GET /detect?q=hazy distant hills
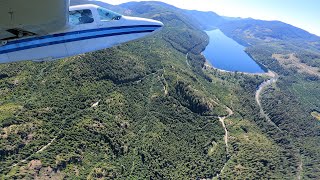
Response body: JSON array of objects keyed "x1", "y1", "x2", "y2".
[
  {"x1": 219, "y1": 18, "x2": 320, "y2": 50},
  {"x1": 222, "y1": 18, "x2": 320, "y2": 41},
  {"x1": 71, "y1": 0, "x2": 320, "y2": 49},
  {"x1": 71, "y1": 0, "x2": 223, "y2": 30},
  {"x1": 119, "y1": 1, "x2": 224, "y2": 30}
]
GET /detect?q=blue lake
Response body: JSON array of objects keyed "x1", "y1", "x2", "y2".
[{"x1": 203, "y1": 29, "x2": 266, "y2": 73}]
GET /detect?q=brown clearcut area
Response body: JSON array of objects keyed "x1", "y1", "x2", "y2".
[
  {"x1": 13, "y1": 160, "x2": 65, "y2": 180},
  {"x1": 311, "y1": 111, "x2": 320, "y2": 121},
  {"x1": 272, "y1": 53, "x2": 320, "y2": 77}
]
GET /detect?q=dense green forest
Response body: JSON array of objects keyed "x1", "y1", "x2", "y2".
[
  {"x1": 219, "y1": 16, "x2": 320, "y2": 179},
  {"x1": 0, "y1": 1, "x2": 319, "y2": 179}
]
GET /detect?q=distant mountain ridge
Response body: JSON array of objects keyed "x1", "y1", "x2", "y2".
[
  {"x1": 71, "y1": 0, "x2": 320, "y2": 45},
  {"x1": 219, "y1": 18, "x2": 320, "y2": 44},
  {"x1": 71, "y1": 0, "x2": 224, "y2": 30},
  {"x1": 118, "y1": 1, "x2": 224, "y2": 30}
]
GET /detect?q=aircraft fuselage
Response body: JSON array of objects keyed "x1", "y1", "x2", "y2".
[{"x1": 0, "y1": 4, "x2": 163, "y2": 63}]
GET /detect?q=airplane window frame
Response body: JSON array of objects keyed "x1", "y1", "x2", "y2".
[
  {"x1": 69, "y1": 9, "x2": 94, "y2": 25},
  {"x1": 97, "y1": 7, "x2": 122, "y2": 22}
]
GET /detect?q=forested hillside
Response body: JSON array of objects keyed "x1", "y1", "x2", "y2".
[{"x1": 0, "y1": 1, "x2": 319, "y2": 179}]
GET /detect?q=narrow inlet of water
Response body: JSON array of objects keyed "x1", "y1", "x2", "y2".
[{"x1": 203, "y1": 29, "x2": 266, "y2": 73}]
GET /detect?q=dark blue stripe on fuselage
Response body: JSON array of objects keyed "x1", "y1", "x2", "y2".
[
  {"x1": 6, "y1": 25, "x2": 162, "y2": 45},
  {"x1": 0, "y1": 29, "x2": 156, "y2": 54}
]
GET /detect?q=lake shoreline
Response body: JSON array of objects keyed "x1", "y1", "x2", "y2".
[
  {"x1": 203, "y1": 29, "x2": 267, "y2": 74},
  {"x1": 203, "y1": 57, "x2": 276, "y2": 77}
]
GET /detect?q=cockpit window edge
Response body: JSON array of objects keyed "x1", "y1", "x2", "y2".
[{"x1": 97, "y1": 7, "x2": 122, "y2": 22}]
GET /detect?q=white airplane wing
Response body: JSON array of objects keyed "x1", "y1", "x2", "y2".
[{"x1": 0, "y1": 0, "x2": 69, "y2": 41}]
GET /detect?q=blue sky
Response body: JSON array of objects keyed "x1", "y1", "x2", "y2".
[{"x1": 102, "y1": 0, "x2": 320, "y2": 36}]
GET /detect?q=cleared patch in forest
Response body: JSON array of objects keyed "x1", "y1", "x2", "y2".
[
  {"x1": 272, "y1": 53, "x2": 320, "y2": 77},
  {"x1": 311, "y1": 111, "x2": 320, "y2": 120}
]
